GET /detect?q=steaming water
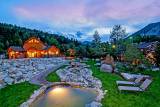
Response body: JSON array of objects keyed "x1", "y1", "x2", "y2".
[{"x1": 31, "y1": 86, "x2": 98, "y2": 107}]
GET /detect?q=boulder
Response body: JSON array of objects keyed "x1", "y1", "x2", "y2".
[
  {"x1": 0, "y1": 80, "x2": 6, "y2": 89},
  {"x1": 100, "y1": 64, "x2": 113, "y2": 73},
  {"x1": 95, "y1": 63, "x2": 101, "y2": 67},
  {"x1": 86, "y1": 101, "x2": 102, "y2": 107},
  {"x1": 57, "y1": 62, "x2": 103, "y2": 89},
  {"x1": 16, "y1": 71, "x2": 23, "y2": 77},
  {"x1": 4, "y1": 77, "x2": 14, "y2": 85},
  {"x1": 37, "y1": 65, "x2": 45, "y2": 70},
  {"x1": 152, "y1": 67, "x2": 160, "y2": 71}
]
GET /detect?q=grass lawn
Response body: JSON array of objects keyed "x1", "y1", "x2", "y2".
[
  {"x1": 46, "y1": 65, "x2": 67, "y2": 82},
  {"x1": 0, "y1": 82, "x2": 39, "y2": 107},
  {"x1": 86, "y1": 60, "x2": 160, "y2": 107}
]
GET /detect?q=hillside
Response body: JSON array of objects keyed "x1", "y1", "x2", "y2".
[
  {"x1": 132, "y1": 22, "x2": 160, "y2": 36},
  {"x1": 0, "y1": 23, "x2": 80, "y2": 53}
]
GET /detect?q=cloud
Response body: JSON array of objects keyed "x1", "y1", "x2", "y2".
[
  {"x1": 85, "y1": 0, "x2": 160, "y2": 23},
  {"x1": 13, "y1": 1, "x2": 86, "y2": 26},
  {"x1": 5, "y1": 0, "x2": 160, "y2": 41},
  {"x1": 87, "y1": 27, "x2": 111, "y2": 35}
]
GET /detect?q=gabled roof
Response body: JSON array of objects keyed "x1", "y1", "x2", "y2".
[
  {"x1": 9, "y1": 46, "x2": 25, "y2": 51},
  {"x1": 24, "y1": 36, "x2": 45, "y2": 46}
]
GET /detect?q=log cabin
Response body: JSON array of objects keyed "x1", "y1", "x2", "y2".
[
  {"x1": 8, "y1": 37, "x2": 60, "y2": 59},
  {"x1": 138, "y1": 41, "x2": 159, "y2": 64}
]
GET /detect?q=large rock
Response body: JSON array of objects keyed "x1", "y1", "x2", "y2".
[
  {"x1": 0, "y1": 58, "x2": 67, "y2": 85},
  {"x1": 0, "y1": 80, "x2": 6, "y2": 89},
  {"x1": 4, "y1": 77, "x2": 14, "y2": 85},
  {"x1": 152, "y1": 67, "x2": 160, "y2": 71},
  {"x1": 86, "y1": 101, "x2": 102, "y2": 107},
  {"x1": 57, "y1": 62, "x2": 102, "y2": 89},
  {"x1": 100, "y1": 64, "x2": 113, "y2": 73}
]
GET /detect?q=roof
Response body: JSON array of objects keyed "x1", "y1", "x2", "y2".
[
  {"x1": 24, "y1": 36, "x2": 45, "y2": 46},
  {"x1": 9, "y1": 46, "x2": 25, "y2": 51},
  {"x1": 138, "y1": 41, "x2": 159, "y2": 49},
  {"x1": 138, "y1": 42, "x2": 152, "y2": 49},
  {"x1": 43, "y1": 46, "x2": 51, "y2": 50},
  {"x1": 43, "y1": 45, "x2": 58, "y2": 50}
]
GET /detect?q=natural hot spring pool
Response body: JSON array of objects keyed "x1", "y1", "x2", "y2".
[{"x1": 31, "y1": 86, "x2": 98, "y2": 107}]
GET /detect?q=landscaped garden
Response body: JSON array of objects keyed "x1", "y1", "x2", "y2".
[
  {"x1": 87, "y1": 60, "x2": 160, "y2": 107},
  {"x1": 0, "y1": 59, "x2": 157, "y2": 107},
  {"x1": 0, "y1": 3, "x2": 160, "y2": 106}
]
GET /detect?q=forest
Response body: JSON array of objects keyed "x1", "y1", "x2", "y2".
[{"x1": 0, "y1": 23, "x2": 160, "y2": 59}]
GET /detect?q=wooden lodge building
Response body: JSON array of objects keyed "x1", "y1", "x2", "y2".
[
  {"x1": 8, "y1": 37, "x2": 60, "y2": 59},
  {"x1": 138, "y1": 41, "x2": 159, "y2": 64}
]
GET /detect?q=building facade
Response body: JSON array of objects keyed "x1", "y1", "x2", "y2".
[
  {"x1": 8, "y1": 37, "x2": 60, "y2": 59},
  {"x1": 138, "y1": 41, "x2": 159, "y2": 64}
]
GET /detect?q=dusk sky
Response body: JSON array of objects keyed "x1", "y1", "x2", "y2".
[{"x1": 0, "y1": 0, "x2": 160, "y2": 41}]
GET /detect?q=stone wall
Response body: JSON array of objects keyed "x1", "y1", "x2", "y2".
[
  {"x1": 0, "y1": 58, "x2": 66, "y2": 89},
  {"x1": 56, "y1": 62, "x2": 106, "y2": 107}
]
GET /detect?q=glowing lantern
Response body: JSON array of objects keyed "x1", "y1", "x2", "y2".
[{"x1": 112, "y1": 45, "x2": 116, "y2": 49}]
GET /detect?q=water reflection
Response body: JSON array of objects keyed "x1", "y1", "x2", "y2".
[{"x1": 32, "y1": 86, "x2": 97, "y2": 107}]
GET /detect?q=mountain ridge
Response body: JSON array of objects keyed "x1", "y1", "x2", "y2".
[{"x1": 131, "y1": 22, "x2": 160, "y2": 36}]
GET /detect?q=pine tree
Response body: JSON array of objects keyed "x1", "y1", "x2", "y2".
[
  {"x1": 93, "y1": 30, "x2": 101, "y2": 44},
  {"x1": 110, "y1": 25, "x2": 127, "y2": 44}
]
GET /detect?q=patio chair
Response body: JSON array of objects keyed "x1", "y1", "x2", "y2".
[
  {"x1": 118, "y1": 79, "x2": 152, "y2": 92},
  {"x1": 116, "y1": 76, "x2": 144, "y2": 86}
]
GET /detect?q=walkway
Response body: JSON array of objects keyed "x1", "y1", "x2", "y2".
[{"x1": 29, "y1": 63, "x2": 67, "y2": 85}]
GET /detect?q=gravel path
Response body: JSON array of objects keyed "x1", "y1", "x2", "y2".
[{"x1": 29, "y1": 63, "x2": 66, "y2": 85}]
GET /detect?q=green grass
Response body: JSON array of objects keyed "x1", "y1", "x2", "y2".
[
  {"x1": 86, "y1": 60, "x2": 160, "y2": 107},
  {"x1": 46, "y1": 65, "x2": 67, "y2": 82},
  {"x1": 0, "y1": 82, "x2": 39, "y2": 107}
]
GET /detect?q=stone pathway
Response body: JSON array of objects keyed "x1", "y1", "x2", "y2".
[{"x1": 29, "y1": 63, "x2": 67, "y2": 85}]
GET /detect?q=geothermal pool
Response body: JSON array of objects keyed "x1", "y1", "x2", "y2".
[{"x1": 31, "y1": 86, "x2": 98, "y2": 107}]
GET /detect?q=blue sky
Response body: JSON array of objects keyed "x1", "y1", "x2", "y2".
[{"x1": 0, "y1": 0, "x2": 160, "y2": 41}]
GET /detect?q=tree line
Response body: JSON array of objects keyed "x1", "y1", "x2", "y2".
[
  {"x1": 0, "y1": 23, "x2": 80, "y2": 55},
  {"x1": 0, "y1": 23, "x2": 159, "y2": 66}
]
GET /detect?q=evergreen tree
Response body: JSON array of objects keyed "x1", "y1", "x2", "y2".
[
  {"x1": 5, "y1": 40, "x2": 9, "y2": 48},
  {"x1": 124, "y1": 44, "x2": 150, "y2": 67},
  {"x1": 93, "y1": 30, "x2": 101, "y2": 44},
  {"x1": 0, "y1": 42, "x2": 4, "y2": 53},
  {"x1": 110, "y1": 25, "x2": 127, "y2": 44}
]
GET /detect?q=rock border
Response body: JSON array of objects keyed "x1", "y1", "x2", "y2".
[
  {"x1": 20, "y1": 62, "x2": 107, "y2": 107},
  {"x1": 20, "y1": 82, "x2": 106, "y2": 107}
]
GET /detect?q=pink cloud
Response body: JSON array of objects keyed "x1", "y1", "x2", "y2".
[
  {"x1": 85, "y1": 0, "x2": 160, "y2": 23},
  {"x1": 12, "y1": 0, "x2": 160, "y2": 35},
  {"x1": 13, "y1": 1, "x2": 88, "y2": 27},
  {"x1": 14, "y1": 0, "x2": 160, "y2": 25}
]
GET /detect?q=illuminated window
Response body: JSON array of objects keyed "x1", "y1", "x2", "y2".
[
  {"x1": 41, "y1": 51, "x2": 44, "y2": 54},
  {"x1": 10, "y1": 51, "x2": 15, "y2": 56},
  {"x1": 27, "y1": 51, "x2": 37, "y2": 58},
  {"x1": 29, "y1": 40, "x2": 34, "y2": 43},
  {"x1": 34, "y1": 39, "x2": 39, "y2": 43},
  {"x1": 56, "y1": 51, "x2": 59, "y2": 55}
]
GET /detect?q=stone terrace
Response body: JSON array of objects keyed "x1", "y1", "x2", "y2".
[{"x1": 0, "y1": 58, "x2": 66, "y2": 89}]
